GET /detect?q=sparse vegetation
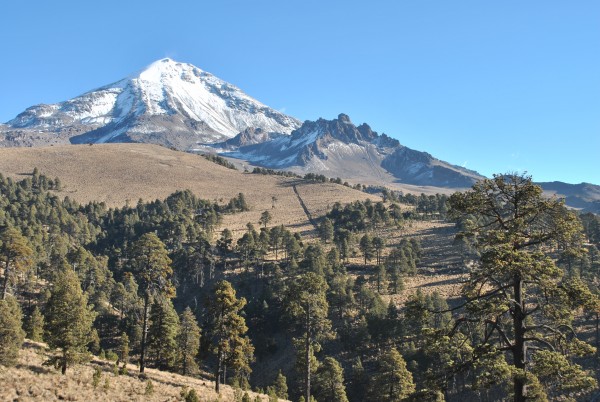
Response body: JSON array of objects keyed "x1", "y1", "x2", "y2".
[{"x1": 0, "y1": 156, "x2": 598, "y2": 402}]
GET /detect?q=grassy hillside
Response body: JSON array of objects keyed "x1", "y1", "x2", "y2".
[
  {"x1": 0, "y1": 142, "x2": 463, "y2": 300},
  {"x1": 1, "y1": 341, "x2": 279, "y2": 402},
  {"x1": 0, "y1": 143, "x2": 379, "y2": 236}
]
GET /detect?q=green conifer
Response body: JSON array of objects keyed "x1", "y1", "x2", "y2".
[
  {"x1": 0, "y1": 227, "x2": 34, "y2": 300},
  {"x1": 44, "y1": 267, "x2": 96, "y2": 374},
  {"x1": 177, "y1": 306, "x2": 201, "y2": 376},
  {"x1": 25, "y1": 305, "x2": 44, "y2": 342},
  {"x1": 313, "y1": 357, "x2": 349, "y2": 402},
  {"x1": 147, "y1": 297, "x2": 179, "y2": 370},
  {"x1": 369, "y1": 348, "x2": 415, "y2": 401},
  {"x1": 207, "y1": 280, "x2": 254, "y2": 393},
  {"x1": 0, "y1": 296, "x2": 25, "y2": 366}
]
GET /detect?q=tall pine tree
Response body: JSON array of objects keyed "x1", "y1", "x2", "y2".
[
  {"x1": 0, "y1": 227, "x2": 34, "y2": 300},
  {"x1": 285, "y1": 272, "x2": 332, "y2": 402},
  {"x1": 177, "y1": 307, "x2": 201, "y2": 376},
  {"x1": 313, "y1": 357, "x2": 349, "y2": 402},
  {"x1": 129, "y1": 233, "x2": 174, "y2": 373},
  {"x1": 147, "y1": 297, "x2": 179, "y2": 370},
  {"x1": 207, "y1": 280, "x2": 254, "y2": 393},
  {"x1": 448, "y1": 174, "x2": 598, "y2": 401},
  {"x1": 0, "y1": 296, "x2": 25, "y2": 366},
  {"x1": 44, "y1": 267, "x2": 96, "y2": 374},
  {"x1": 369, "y1": 348, "x2": 415, "y2": 402}
]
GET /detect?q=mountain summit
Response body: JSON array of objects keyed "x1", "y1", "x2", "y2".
[{"x1": 1, "y1": 58, "x2": 300, "y2": 149}]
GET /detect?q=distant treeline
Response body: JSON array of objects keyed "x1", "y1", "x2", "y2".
[{"x1": 202, "y1": 153, "x2": 238, "y2": 170}]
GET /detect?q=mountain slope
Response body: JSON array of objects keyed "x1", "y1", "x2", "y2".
[
  {"x1": 0, "y1": 143, "x2": 379, "y2": 235},
  {"x1": 538, "y1": 181, "x2": 600, "y2": 214},
  {"x1": 0, "y1": 58, "x2": 300, "y2": 150},
  {"x1": 219, "y1": 113, "x2": 484, "y2": 188}
]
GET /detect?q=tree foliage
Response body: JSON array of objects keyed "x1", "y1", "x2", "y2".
[
  {"x1": 369, "y1": 347, "x2": 415, "y2": 402},
  {"x1": 147, "y1": 297, "x2": 180, "y2": 370},
  {"x1": 177, "y1": 307, "x2": 201, "y2": 376},
  {"x1": 129, "y1": 232, "x2": 174, "y2": 373},
  {"x1": 285, "y1": 272, "x2": 332, "y2": 402},
  {"x1": 448, "y1": 173, "x2": 598, "y2": 401},
  {"x1": 0, "y1": 296, "x2": 25, "y2": 366},
  {"x1": 313, "y1": 356, "x2": 349, "y2": 402},
  {"x1": 0, "y1": 227, "x2": 34, "y2": 300},
  {"x1": 44, "y1": 267, "x2": 96, "y2": 374},
  {"x1": 207, "y1": 280, "x2": 254, "y2": 393}
]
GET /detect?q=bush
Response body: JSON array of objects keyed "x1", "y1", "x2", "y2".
[
  {"x1": 92, "y1": 366, "x2": 102, "y2": 388},
  {"x1": 145, "y1": 380, "x2": 154, "y2": 396},
  {"x1": 185, "y1": 388, "x2": 200, "y2": 402}
]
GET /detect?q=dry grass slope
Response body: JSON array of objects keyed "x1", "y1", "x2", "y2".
[
  {"x1": 1, "y1": 341, "x2": 281, "y2": 402},
  {"x1": 0, "y1": 143, "x2": 380, "y2": 236}
]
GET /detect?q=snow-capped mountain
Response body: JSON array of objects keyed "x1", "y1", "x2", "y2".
[
  {"x1": 219, "y1": 114, "x2": 485, "y2": 187},
  {"x1": 0, "y1": 58, "x2": 301, "y2": 149}
]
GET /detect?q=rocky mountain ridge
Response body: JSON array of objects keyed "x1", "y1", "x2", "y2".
[{"x1": 217, "y1": 113, "x2": 484, "y2": 188}]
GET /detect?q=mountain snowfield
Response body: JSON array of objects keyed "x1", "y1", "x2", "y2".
[{"x1": 1, "y1": 58, "x2": 300, "y2": 148}]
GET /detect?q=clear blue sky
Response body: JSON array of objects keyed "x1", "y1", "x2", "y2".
[{"x1": 2, "y1": 1, "x2": 599, "y2": 184}]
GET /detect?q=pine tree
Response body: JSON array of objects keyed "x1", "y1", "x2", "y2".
[
  {"x1": 177, "y1": 306, "x2": 201, "y2": 376},
  {"x1": 272, "y1": 370, "x2": 288, "y2": 400},
  {"x1": 147, "y1": 297, "x2": 179, "y2": 370},
  {"x1": 375, "y1": 265, "x2": 387, "y2": 294},
  {"x1": 259, "y1": 211, "x2": 272, "y2": 228},
  {"x1": 0, "y1": 227, "x2": 34, "y2": 300},
  {"x1": 369, "y1": 348, "x2": 415, "y2": 402},
  {"x1": 285, "y1": 272, "x2": 332, "y2": 402},
  {"x1": 350, "y1": 357, "x2": 368, "y2": 402},
  {"x1": 44, "y1": 267, "x2": 96, "y2": 374},
  {"x1": 387, "y1": 264, "x2": 403, "y2": 295},
  {"x1": 207, "y1": 280, "x2": 254, "y2": 393},
  {"x1": 318, "y1": 218, "x2": 334, "y2": 243},
  {"x1": 313, "y1": 357, "x2": 349, "y2": 402},
  {"x1": 0, "y1": 296, "x2": 25, "y2": 366},
  {"x1": 129, "y1": 233, "x2": 174, "y2": 373},
  {"x1": 359, "y1": 234, "x2": 374, "y2": 265},
  {"x1": 448, "y1": 174, "x2": 598, "y2": 401},
  {"x1": 25, "y1": 305, "x2": 44, "y2": 342},
  {"x1": 372, "y1": 236, "x2": 386, "y2": 265},
  {"x1": 118, "y1": 332, "x2": 130, "y2": 364}
]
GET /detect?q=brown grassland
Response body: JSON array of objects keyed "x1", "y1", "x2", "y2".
[
  {"x1": 0, "y1": 341, "x2": 281, "y2": 401},
  {"x1": 0, "y1": 143, "x2": 379, "y2": 237}
]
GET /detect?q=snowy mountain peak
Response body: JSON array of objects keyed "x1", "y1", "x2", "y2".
[
  {"x1": 1, "y1": 59, "x2": 301, "y2": 149},
  {"x1": 134, "y1": 58, "x2": 200, "y2": 83}
]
